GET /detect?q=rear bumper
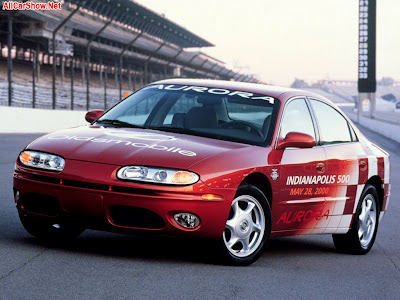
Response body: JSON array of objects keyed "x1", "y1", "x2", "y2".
[{"x1": 13, "y1": 167, "x2": 236, "y2": 240}]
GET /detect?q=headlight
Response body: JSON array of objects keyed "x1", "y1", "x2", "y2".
[
  {"x1": 117, "y1": 166, "x2": 199, "y2": 185},
  {"x1": 19, "y1": 151, "x2": 65, "y2": 171}
]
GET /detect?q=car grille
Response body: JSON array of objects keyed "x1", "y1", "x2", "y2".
[
  {"x1": 109, "y1": 205, "x2": 165, "y2": 229},
  {"x1": 25, "y1": 175, "x2": 157, "y2": 196}
]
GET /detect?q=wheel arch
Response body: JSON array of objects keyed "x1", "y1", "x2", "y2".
[
  {"x1": 366, "y1": 175, "x2": 384, "y2": 211},
  {"x1": 241, "y1": 172, "x2": 272, "y2": 207}
]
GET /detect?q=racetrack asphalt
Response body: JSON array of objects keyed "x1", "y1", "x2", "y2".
[{"x1": 0, "y1": 127, "x2": 399, "y2": 300}]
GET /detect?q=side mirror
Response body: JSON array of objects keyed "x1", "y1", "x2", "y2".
[
  {"x1": 277, "y1": 132, "x2": 315, "y2": 150},
  {"x1": 85, "y1": 110, "x2": 104, "y2": 123}
]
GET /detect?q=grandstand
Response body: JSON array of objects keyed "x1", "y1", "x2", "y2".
[
  {"x1": 0, "y1": 0, "x2": 259, "y2": 110},
  {"x1": 303, "y1": 80, "x2": 400, "y2": 109}
]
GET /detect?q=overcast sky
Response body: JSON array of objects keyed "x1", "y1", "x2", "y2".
[{"x1": 135, "y1": 0, "x2": 400, "y2": 86}]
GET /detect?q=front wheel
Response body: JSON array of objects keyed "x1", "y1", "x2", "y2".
[
  {"x1": 332, "y1": 184, "x2": 379, "y2": 254},
  {"x1": 19, "y1": 212, "x2": 85, "y2": 242},
  {"x1": 218, "y1": 184, "x2": 271, "y2": 265}
]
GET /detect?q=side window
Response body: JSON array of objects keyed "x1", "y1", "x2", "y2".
[
  {"x1": 310, "y1": 99, "x2": 352, "y2": 145},
  {"x1": 280, "y1": 98, "x2": 316, "y2": 139},
  {"x1": 225, "y1": 99, "x2": 273, "y2": 128}
]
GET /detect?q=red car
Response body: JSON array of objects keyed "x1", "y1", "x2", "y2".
[{"x1": 13, "y1": 79, "x2": 391, "y2": 265}]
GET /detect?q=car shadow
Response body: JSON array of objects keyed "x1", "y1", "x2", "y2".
[
  {"x1": 266, "y1": 236, "x2": 336, "y2": 256},
  {"x1": 12, "y1": 230, "x2": 338, "y2": 265}
]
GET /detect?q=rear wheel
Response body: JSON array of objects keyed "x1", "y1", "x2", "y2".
[
  {"x1": 218, "y1": 184, "x2": 271, "y2": 265},
  {"x1": 19, "y1": 211, "x2": 85, "y2": 242},
  {"x1": 332, "y1": 184, "x2": 379, "y2": 254}
]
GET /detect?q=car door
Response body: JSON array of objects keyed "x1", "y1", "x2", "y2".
[
  {"x1": 308, "y1": 98, "x2": 365, "y2": 234},
  {"x1": 273, "y1": 97, "x2": 328, "y2": 235}
]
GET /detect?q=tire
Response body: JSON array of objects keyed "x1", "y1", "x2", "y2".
[
  {"x1": 218, "y1": 184, "x2": 271, "y2": 265},
  {"x1": 332, "y1": 184, "x2": 379, "y2": 254},
  {"x1": 19, "y1": 211, "x2": 85, "y2": 242}
]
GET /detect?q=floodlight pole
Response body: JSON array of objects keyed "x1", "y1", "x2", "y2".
[
  {"x1": 7, "y1": 13, "x2": 12, "y2": 106},
  {"x1": 86, "y1": 18, "x2": 113, "y2": 110}
]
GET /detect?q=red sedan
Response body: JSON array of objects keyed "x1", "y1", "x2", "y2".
[{"x1": 13, "y1": 79, "x2": 391, "y2": 265}]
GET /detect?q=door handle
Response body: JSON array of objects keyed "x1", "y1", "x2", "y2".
[{"x1": 316, "y1": 162, "x2": 325, "y2": 174}]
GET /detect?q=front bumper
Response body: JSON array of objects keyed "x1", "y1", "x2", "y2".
[{"x1": 13, "y1": 159, "x2": 236, "y2": 239}]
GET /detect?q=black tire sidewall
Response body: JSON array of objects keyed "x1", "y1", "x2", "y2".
[
  {"x1": 350, "y1": 184, "x2": 380, "y2": 254},
  {"x1": 19, "y1": 211, "x2": 84, "y2": 241}
]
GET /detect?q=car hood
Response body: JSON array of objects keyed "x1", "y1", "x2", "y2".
[{"x1": 26, "y1": 126, "x2": 250, "y2": 169}]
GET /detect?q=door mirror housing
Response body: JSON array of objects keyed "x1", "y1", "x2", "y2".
[
  {"x1": 85, "y1": 110, "x2": 104, "y2": 123},
  {"x1": 277, "y1": 132, "x2": 316, "y2": 150}
]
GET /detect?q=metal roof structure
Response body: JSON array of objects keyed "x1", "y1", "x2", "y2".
[
  {"x1": 67, "y1": 0, "x2": 214, "y2": 48},
  {"x1": 0, "y1": 0, "x2": 259, "y2": 110}
]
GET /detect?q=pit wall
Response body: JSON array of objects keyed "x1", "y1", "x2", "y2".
[{"x1": 0, "y1": 106, "x2": 87, "y2": 133}]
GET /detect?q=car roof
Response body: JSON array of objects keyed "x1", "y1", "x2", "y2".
[{"x1": 151, "y1": 78, "x2": 334, "y2": 105}]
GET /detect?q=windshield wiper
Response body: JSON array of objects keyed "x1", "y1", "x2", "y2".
[
  {"x1": 96, "y1": 119, "x2": 145, "y2": 129},
  {"x1": 150, "y1": 126, "x2": 196, "y2": 134}
]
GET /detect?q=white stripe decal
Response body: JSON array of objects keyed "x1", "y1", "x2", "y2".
[
  {"x1": 368, "y1": 156, "x2": 378, "y2": 179},
  {"x1": 325, "y1": 197, "x2": 349, "y2": 202},
  {"x1": 384, "y1": 156, "x2": 390, "y2": 184},
  {"x1": 332, "y1": 198, "x2": 346, "y2": 215},
  {"x1": 339, "y1": 215, "x2": 353, "y2": 228},
  {"x1": 327, "y1": 215, "x2": 342, "y2": 228},
  {"x1": 285, "y1": 197, "x2": 348, "y2": 205},
  {"x1": 284, "y1": 198, "x2": 325, "y2": 204}
]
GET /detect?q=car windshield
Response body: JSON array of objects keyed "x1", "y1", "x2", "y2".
[{"x1": 96, "y1": 84, "x2": 280, "y2": 146}]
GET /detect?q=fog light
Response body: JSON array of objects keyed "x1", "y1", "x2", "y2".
[{"x1": 174, "y1": 213, "x2": 200, "y2": 229}]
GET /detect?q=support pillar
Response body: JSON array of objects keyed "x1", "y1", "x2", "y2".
[
  {"x1": 115, "y1": 61, "x2": 118, "y2": 88},
  {"x1": 99, "y1": 59, "x2": 102, "y2": 84},
  {"x1": 61, "y1": 55, "x2": 65, "y2": 85},
  {"x1": 104, "y1": 66, "x2": 108, "y2": 110},
  {"x1": 144, "y1": 63, "x2": 148, "y2": 86},
  {"x1": 128, "y1": 65, "x2": 131, "y2": 91},
  {"x1": 81, "y1": 56, "x2": 85, "y2": 86},
  {"x1": 71, "y1": 57, "x2": 74, "y2": 110},
  {"x1": 119, "y1": 56, "x2": 123, "y2": 100},
  {"x1": 7, "y1": 13, "x2": 12, "y2": 106},
  {"x1": 36, "y1": 44, "x2": 40, "y2": 82},
  {"x1": 86, "y1": 48, "x2": 90, "y2": 110},
  {"x1": 32, "y1": 50, "x2": 36, "y2": 108},
  {"x1": 369, "y1": 93, "x2": 376, "y2": 118}
]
